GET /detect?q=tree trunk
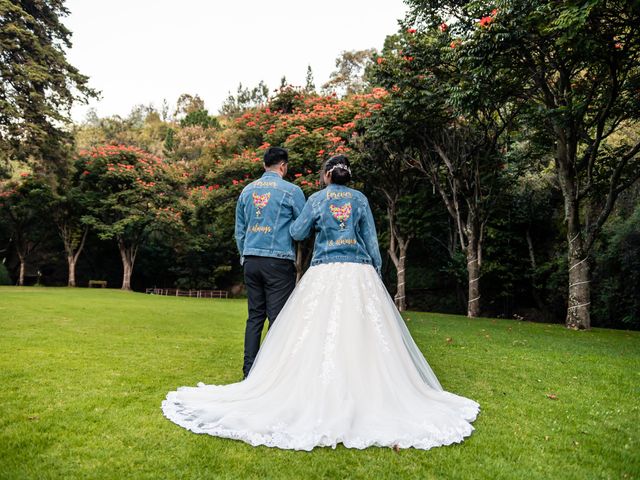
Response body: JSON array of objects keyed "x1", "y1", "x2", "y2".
[
  {"x1": 121, "y1": 257, "x2": 132, "y2": 291},
  {"x1": 386, "y1": 198, "x2": 411, "y2": 312},
  {"x1": 18, "y1": 255, "x2": 25, "y2": 286},
  {"x1": 556, "y1": 135, "x2": 591, "y2": 329},
  {"x1": 67, "y1": 256, "x2": 76, "y2": 287},
  {"x1": 61, "y1": 225, "x2": 87, "y2": 288},
  {"x1": 466, "y1": 232, "x2": 481, "y2": 318},
  {"x1": 566, "y1": 231, "x2": 591, "y2": 329},
  {"x1": 394, "y1": 238, "x2": 410, "y2": 312},
  {"x1": 118, "y1": 238, "x2": 137, "y2": 291}
]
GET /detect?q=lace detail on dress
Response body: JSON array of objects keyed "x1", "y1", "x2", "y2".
[
  {"x1": 362, "y1": 272, "x2": 392, "y2": 353},
  {"x1": 162, "y1": 387, "x2": 478, "y2": 451},
  {"x1": 161, "y1": 262, "x2": 480, "y2": 451},
  {"x1": 290, "y1": 272, "x2": 326, "y2": 357},
  {"x1": 320, "y1": 281, "x2": 343, "y2": 385},
  {"x1": 316, "y1": 264, "x2": 349, "y2": 385}
]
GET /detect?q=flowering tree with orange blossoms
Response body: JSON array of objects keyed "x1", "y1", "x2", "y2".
[
  {"x1": 66, "y1": 89, "x2": 391, "y2": 289},
  {"x1": 76, "y1": 145, "x2": 186, "y2": 290},
  {"x1": 190, "y1": 87, "x2": 389, "y2": 273}
]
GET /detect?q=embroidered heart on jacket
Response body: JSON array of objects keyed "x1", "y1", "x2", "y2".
[
  {"x1": 252, "y1": 192, "x2": 271, "y2": 209},
  {"x1": 329, "y1": 203, "x2": 352, "y2": 228}
]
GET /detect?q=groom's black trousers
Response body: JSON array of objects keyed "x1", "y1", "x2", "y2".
[{"x1": 243, "y1": 255, "x2": 296, "y2": 378}]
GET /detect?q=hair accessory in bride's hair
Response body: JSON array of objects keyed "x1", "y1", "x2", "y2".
[{"x1": 326, "y1": 163, "x2": 352, "y2": 175}]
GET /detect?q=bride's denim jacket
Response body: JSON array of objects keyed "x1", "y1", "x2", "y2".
[
  {"x1": 235, "y1": 171, "x2": 306, "y2": 263},
  {"x1": 290, "y1": 184, "x2": 382, "y2": 274}
]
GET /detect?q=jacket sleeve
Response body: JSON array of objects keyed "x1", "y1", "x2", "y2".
[
  {"x1": 235, "y1": 191, "x2": 246, "y2": 258},
  {"x1": 291, "y1": 186, "x2": 306, "y2": 219},
  {"x1": 360, "y1": 196, "x2": 383, "y2": 276},
  {"x1": 290, "y1": 197, "x2": 315, "y2": 241}
]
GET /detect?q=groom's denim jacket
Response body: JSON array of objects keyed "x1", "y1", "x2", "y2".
[
  {"x1": 290, "y1": 184, "x2": 382, "y2": 274},
  {"x1": 235, "y1": 171, "x2": 306, "y2": 264}
]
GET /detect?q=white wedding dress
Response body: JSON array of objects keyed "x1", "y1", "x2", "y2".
[{"x1": 162, "y1": 263, "x2": 480, "y2": 450}]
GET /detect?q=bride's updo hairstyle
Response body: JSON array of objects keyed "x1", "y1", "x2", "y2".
[{"x1": 323, "y1": 155, "x2": 352, "y2": 185}]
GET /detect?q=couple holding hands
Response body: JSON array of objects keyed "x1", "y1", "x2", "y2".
[{"x1": 162, "y1": 147, "x2": 479, "y2": 451}]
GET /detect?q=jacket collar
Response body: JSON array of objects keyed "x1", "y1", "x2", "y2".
[{"x1": 262, "y1": 171, "x2": 282, "y2": 179}]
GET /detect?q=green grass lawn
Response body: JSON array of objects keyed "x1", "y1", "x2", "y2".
[{"x1": 0, "y1": 286, "x2": 638, "y2": 480}]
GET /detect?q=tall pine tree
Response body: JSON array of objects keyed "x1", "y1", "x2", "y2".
[{"x1": 0, "y1": 0, "x2": 98, "y2": 172}]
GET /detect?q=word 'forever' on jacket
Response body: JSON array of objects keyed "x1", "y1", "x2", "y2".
[
  {"x1": 235, "y1": 171, "x2": 306, "y2": 263},
  {"x1": 289, "y1": 183, "x2": 382, "y2": 274}
]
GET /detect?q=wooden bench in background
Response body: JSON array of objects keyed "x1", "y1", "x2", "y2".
[{"x1": 88, "y1": 280, "x2": 107, "y2": 288}]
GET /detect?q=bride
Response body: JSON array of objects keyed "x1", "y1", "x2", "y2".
[{"x1": 162, "y1": 155, "x2": 480, "y2": 450}]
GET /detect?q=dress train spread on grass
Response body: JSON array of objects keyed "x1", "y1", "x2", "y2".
[{"x1": 162, "y1": 263, "x2": 480, "y2": 450}]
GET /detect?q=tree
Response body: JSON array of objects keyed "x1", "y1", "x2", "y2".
[
  {"x1": 305, "y1": 65, "x2": 316, "y2": 93},
  {"x1": 405, "y1": 0, "x2": 640, "y2": 328},
  {"x1": 0, "y1": 174, "x2": 54, "y2": 285},
  {"x1": 76, "y1": 145, "x2": 185, "y2": 290},
  {"x1": 369, "y1": 27, "x2": 518, "y2": 317},
  {"x1": 360, "y1": 148, "x2": 416, "y2": 312},
  {"x1": 52, "y1": 171, "x2": 89, "y2": 287},
  {"x1": 268, "y1": 85, "x2": 306, "y2": 114},
  {"x1": 354, "y1": 95, "x2": 424, "y2": 312},
  {"x1": 196, "y1": 88, "x2": 387, "y2": 281},
  {"x1": 75, "y1": 105, "x2": 169, "y2": 156},
  {"x1": 171, "y1": 125, "x2": 219, "y2": 163},
  {"x1": 180, "y1": 109, "x2": 220, "y2": 129},
  {"x1": 592, "y1": 186, "x2": 640, "y2": 330},
  {"x1": 163, "y1": 128, "x2": 175, "y2": 154},
  {"x1": 0, "y1": 0, "x2": 98, "y2": 171},
  {"x1": 174, "y1": 94, "x2": 205, "y2": 121},
  {"x1": 0, "y1": 262, "x2": 10, "y2": 285},
  {"x1": 322, "y1": 49, "x2": 377, "y2": 96},
  {"x1": 219, "y1": 82, "x2": 270, "y2": 116}
]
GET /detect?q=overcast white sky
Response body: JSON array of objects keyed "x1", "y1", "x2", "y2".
[{"x1": 64, "y1": 0, "x2": 408, "y2": 123}]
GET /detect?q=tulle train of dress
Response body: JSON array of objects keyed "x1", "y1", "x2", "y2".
[{"x1": 161, "y1": 263, "x2": 480, "y2": 450}]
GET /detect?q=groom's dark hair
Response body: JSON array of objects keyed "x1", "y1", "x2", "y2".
[{"x1": 264, "y1": 147, "x2": 288, "y2": 167}]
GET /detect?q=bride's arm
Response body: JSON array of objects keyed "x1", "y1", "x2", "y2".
[{"x1": 360, "y1": 196, "x2": 383, "y2": 276}]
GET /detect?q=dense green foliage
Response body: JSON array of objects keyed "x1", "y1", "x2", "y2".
[
  {"x1": 1, "y1": 0, "x2": 638, "y2": 329},
  {"x1": 1, "y1": 79, "x2": 638, "y2": 326},
  {"x1": 398, "y1": 0, "x2": 640, "y2": 328},
  {"x1": 0, "y1": 262, "x2": 10, "y2": 284},
  {"x1": 0, "y1": 0, "x2": 97, "y2": 170}
]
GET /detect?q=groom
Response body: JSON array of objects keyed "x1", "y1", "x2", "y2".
[{"x1": 235, "y1": 146, "x2": 306, "y2": 379}]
